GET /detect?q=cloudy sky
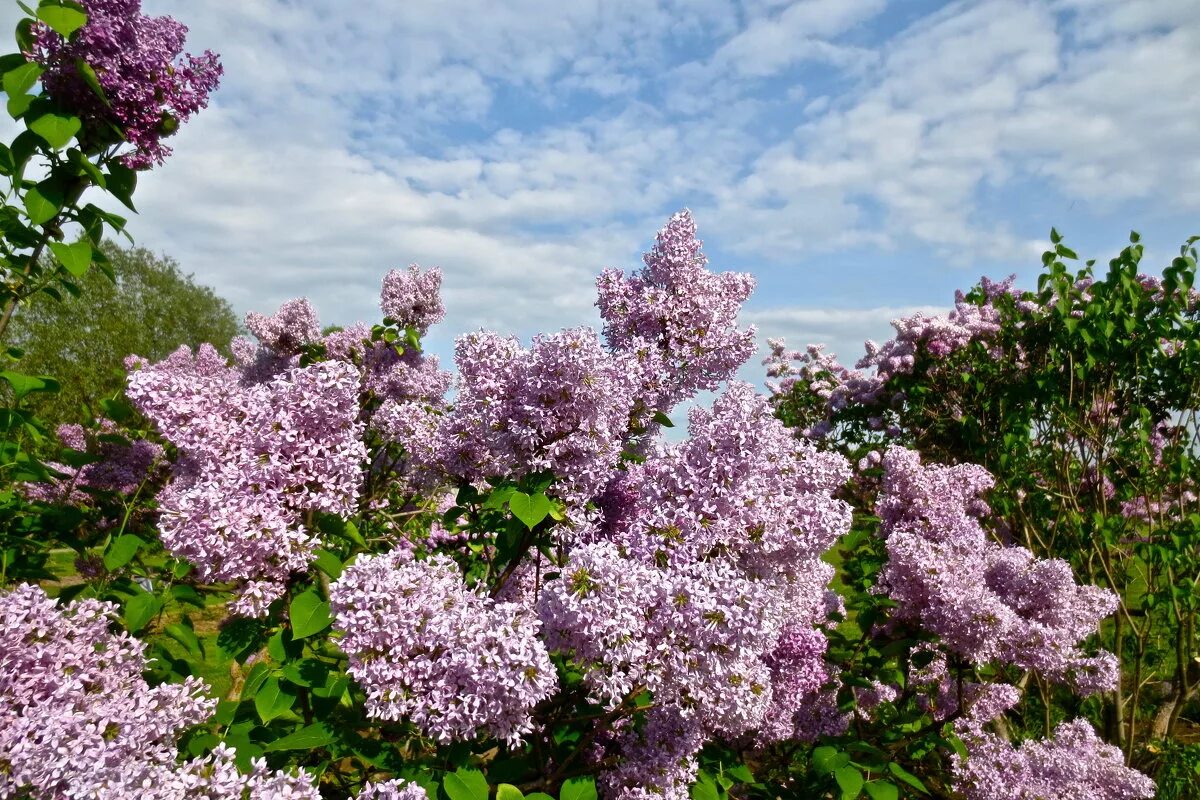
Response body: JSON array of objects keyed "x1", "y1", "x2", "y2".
[{"x1": 17, "y1": 0, "x2": 1200, "y2": 380}]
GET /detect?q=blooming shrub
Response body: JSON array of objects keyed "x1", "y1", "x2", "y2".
[{"x1": 0, "y1": 2, "x2": 1175, "y2": 796}]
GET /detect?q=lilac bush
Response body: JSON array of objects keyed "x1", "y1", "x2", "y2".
[{"x1": 3, "y1": 206, "x2": 1163, "y2": 800}]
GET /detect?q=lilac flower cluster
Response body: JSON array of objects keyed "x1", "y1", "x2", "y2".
[
  {"x1": 876, "y1": 447, "x2": 1118, "y2": 692},
  {"x1": 0, "y1": 584, "x2": 366, "y2": 798},
  {"x1": 22, "y1": 419, "x2": 162, "y2": 505},
  {"x1": 126, "y1": 343, "x2": 366, "y2": 616},
  {"x1": 385, "y1": 327, "x2": 639, "y2": 504},
  {"x1": 539, "y1": 381, "x2": 852, "y2": 786},
  {"x1": 954, "y1": 717, "x2": 1155, "y2": 800},
  {"x1": 330, "y1": 549, "x2": 557, "y2": 745},
  {"x1": 381, "y1": 265, "x2": 446, "y2": 335},
  {"x1": 244, "y1": 297, "x2": 322, "y2": 357},
  {"x1": 596, "y1": 210, "x2": 756, "y2": 418},
  {"x1": 599, "y1": 381, "x2": 852, "y2": 570},
  {"x1": 30, "y1": 0, "x2": 222, "y2": 169},
  {"x1": 597, "y1": 706, "x2": 706, "y2": 800}
]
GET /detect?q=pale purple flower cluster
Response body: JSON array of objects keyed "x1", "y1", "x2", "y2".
[
  {"x1": 599, "y1": 381, "x2": 852, "y2": 570},
  {"x1": 0, "y1": 583, "x2": 210, "y2": 797},
  {"x1": 387, "y1": 327, "x2": 639, "y2": 503},
  {"x1": 126, "y1": 344, "x2": 366, "y2": 615},
  {"x1": 598, "y1": 707, "x2": 706, "y2": 800},
  {"x1": 757, "y1": 624, "x2": 844, "y2": 744},
  {"x1": 380, "y1": 265, "x2": 446, "y2": 335},
  {"x1": 29, "y1": 0, "x2": 222, "y2": 169},
  {"x1": 23, "y1": 420, "x2": 162, "y2": 505},
  {"x1": 355, "y1": 779, "x2": 430, "y2": 800},
  {"x1": 245, "y1": 298, "x2": 322, "y2": 357},
  {"x1": 330, "y1": 549, "x2": 557, "y2": 745},
  {"x1": 953, "y1": 718, "x2": 1155, "y2": 800},
  {"x1": 539, "y1": 382, "x2": 851, "y2": 785},
  {"x1": 596, "y1": 210, "x2": 756, "y2": 418},
  {"x1": 876, "y1": 447, "x2": 1118, "y2": 692}
]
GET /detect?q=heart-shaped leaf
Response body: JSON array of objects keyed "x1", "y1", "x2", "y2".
[
  {"x1": 560, "y1": 777, "x2": 598, "y2": 800},
  {"x1": 509, "y1": 490, "x2": 551, "y2": 529},
  {"x1": 289, "y1": 589, "x2": 331, "y2": 640},
  {"x1": 124, "y1": 590, "x2": 160, "y2": 633},
  {"x1": 103, "y1": 533, "x2": 143, "y2": 570},
  {"x1": 442, "y1": 768, "x2": 489, "y2": 800},
  {"x1": 49, "y1": 240, "x2": 91, "y2": 276},
  {"x1": 254, "y1": 677, "x2": 295, "y2": 723},
  {"x1": 36, "y1": 5, "x2": 87, "y2": 38},
  {"x1": 27, "y1": 108, "x2": 80, "y2": 148},
  {"x1": 263, "y1": 722, "x2": 336, "y2": 752}
]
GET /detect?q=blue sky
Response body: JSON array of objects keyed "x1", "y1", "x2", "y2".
[{"x1": 12, "y1": 0, "x2": 1199, "y2": 384}]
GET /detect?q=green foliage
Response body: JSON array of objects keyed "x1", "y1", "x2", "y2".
[
  {"x1": 5, "y1": 240, "x2": 239, "y2": 431},
  {"x1": 771, "y1": 230, "x2": 1200, "y2": 786}
]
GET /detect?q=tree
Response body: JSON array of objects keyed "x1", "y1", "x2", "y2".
[{"x1": 5, "y1": 240, "x2": 239, "y2": 429}]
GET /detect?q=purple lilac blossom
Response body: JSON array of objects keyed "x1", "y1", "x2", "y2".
[
  {"x1": 245, "y1": 297, "x2": 322, "y2": 357},
  {"x1": 953, "y1": 718, "x2": 1155, "y2": 800},
  {"x1": 388, "y1": 327, "x2": 639, "y2": 505},
  {"x1": 22, "y1": 419, "x2": 162, "y2": 505},
  {"x1": 597, "y1": 706, "x2": 706, "y2": 800},
  {"x1": 539, "y1": 382, "x2": 852, "y2": 761},
  {"x1": 29, "y1": 0, "x2": 222, "y2": 169},
  {"x1": 0, "y1": 584, "x2": 321, "y2": 799},
  {"x1": 596, "y1": 210, "x2": 756, "y2": 419},
  {"x1": 380, "y1": 265, "x2": 446, "y2": 335},
  {"x1": 354, "y1": 779, "x2": 430, "y2": 800},
  {"x1": 330, "y1": 549, "x2": 557, "y2": 746},
  {"x1": 876, "y1": 447, "x2": 1119, "y2": 692},
  {"x1": 599, "y1": 381, "x2": 852, "y2": 571},
  {"x1": 125, "y1": 344, "x2": 366, "y2": 616}
]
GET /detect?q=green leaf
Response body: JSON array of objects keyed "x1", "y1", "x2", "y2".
[
  {"x1": 74, "y1": 58, "x2": 109, "y2": 106},
  {"x1": 262, "y1": 722, "x2": 336, "y2": 752},
  {"x1": 442, "y1": 768, "x2": 489, "y2": 800},
  {"x1": 652, "y1": 410, "x2": 675, "y2": 428},
  {"x1": 124, "y1": 590, "x2": 161, "y2": 632},
  {"x1": 289, "y1": 589, "x2": 332, "y2": 639},
  {"x1": 27, "y1": 108, "x2": 81, "y2": 148},
  {"x1": 689, "y1": 773, "x2": 719, "y2": 800},
  {"x1": 0, "y1": 370, "x2": 59, "y2": 400},
  {"x1": 48, "y1": 239, "x2": 91, "y2": 276},
  {"x1": 812, "y1": 746, "x2": 849, "y2": 775},
  {"x1": 864, "y1": 782, "x2": 899, "y2": 800},
  {"x1": 887, "y1": 763, "x2": 929, "y2": 795},
  {"x1": 524, "y1": 795, "x2": 555, "y2": 800},
  {"x1": 164, "y1": 622, "x2": 202, "y2": 658},
  {"x1": 495, "y1": 785, "x2": 524, "y2": 800},
  {"x1": 835, "y1": 766, "x2": 864, "y2": 799},
  {"x1": 24, "y1": 182, "x2": 63, "y2": 225},
  {"x1": 36, "y1": 5, "x2": 87, "y2": 38},
  {"x1": 7, "y1": 91, "x2": 32, "y2": 118},
  {"x1": 509, "y1": 490, "x2": 551, "y2": 529},
  {"x1": 105, "y1": 162, "x2": 136, "y2": 211},
  {"x1": 3, "y1": 61, "x2": 42, "y2": 97},
  {"x1": 103, "y1": 533, "x2": 143, "y2": 570},
  {"x1": 560, "y1": 777, "x2": 598, "y2": 800},
  {"x1": 254, "y1": 677, "x2": 295, "y2": 723},
  {"x1": 313, "y1": 548, "x2": 343, "y2": 579}
]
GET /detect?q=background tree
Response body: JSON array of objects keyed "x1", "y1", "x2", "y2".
[{"x1": 6, "y1": 240, "x2": 239, "y2": 429}]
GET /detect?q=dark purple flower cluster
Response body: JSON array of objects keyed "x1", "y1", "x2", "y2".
[
  {"x1": 30, "y1": 0, "x2": 222, "y2": 169},
  {"x1": 22, "y1": 419, "x2": 162, "y2": 505}
]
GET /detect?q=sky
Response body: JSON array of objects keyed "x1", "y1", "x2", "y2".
[{"x1": 9, "y1": 0, "x2": 1200, "y2": 387}]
